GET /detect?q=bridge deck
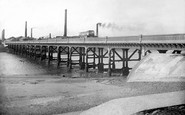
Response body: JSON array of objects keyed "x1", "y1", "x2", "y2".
[{"x1": 5, "y1": 33, "x2": 185, "y2": 50}]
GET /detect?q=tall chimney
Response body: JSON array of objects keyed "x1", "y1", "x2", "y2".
[
  {"x1": 25, "y1": 21, "x2": 27, "y2": 38},
  {"x1": 96, "y1": 23, "x2": 101, "y2": 37},
  {"x1": 49, "y1": 33, "x2": 51, "y2": 39},
  {"x1": 2, "y1": 29, "x2": 5, "y2": 41},
  {"x1": 31, "y1": 28, "x2": 33, "y2": 38},
  {"x1": 63, "y1": 9, "x2": 67, "y2": 37}
]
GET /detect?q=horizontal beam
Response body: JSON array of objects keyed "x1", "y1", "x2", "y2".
[{"x1": 5, "y1": 33, "x2": 185, "y2": 50}]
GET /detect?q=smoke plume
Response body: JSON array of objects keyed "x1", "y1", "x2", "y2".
[{"x1": 100, "y1": 22, "x2": 146, "y2": 32}]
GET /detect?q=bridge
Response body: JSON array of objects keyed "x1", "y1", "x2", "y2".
[{"x1": 5, "y1": 33, "x2": 185, "y2": 76}]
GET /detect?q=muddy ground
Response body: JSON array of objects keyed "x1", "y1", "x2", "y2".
[
  {"x1": 0, "y1": 73, "x2": 185, "y2": 115},
  {"x1": 0, "y1": 45, "x2": 185, "y2": 115}
]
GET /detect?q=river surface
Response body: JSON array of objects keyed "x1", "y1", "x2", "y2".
[
  {"x1": 0, "y1": 50, "x2": 139, "y2": 77},
  {"x1": 0, "y1": 52, "x2": 69, "y2": 77}
]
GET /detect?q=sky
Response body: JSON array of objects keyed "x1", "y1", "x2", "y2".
[{"x1": 0, "y1": 0, "x2": 185, "y2": 38}]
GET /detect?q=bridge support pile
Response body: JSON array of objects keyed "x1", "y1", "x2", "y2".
[
  {"x1": 7, "y1": 44, "x2": 143, "y2": 76},
  {"x1": 7, "y1": 38, "x2": 185, "y2": 77},
  {"x1": 6, "y1": 33, "x2": 185, "y2": 76}
]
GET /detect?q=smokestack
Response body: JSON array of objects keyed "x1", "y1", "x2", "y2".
[
  {"x1": 25, "y1": 21, "x2": 27, "y2": 38},
  {"x1": 2, "y1": 29, "x2": 5, "y2": 41},
  {"x1": 96, "y1": 23, "x2": 101, "y2": 37},
  {"x1": 63, "y1": 9, "x2": 67, "y2": 37},
  {"x1": 31, "y1": 28, "x2": 33, "y2": 38},
  {"x1": 49, "y1": 33, "x2": 51, "y2": 39}
]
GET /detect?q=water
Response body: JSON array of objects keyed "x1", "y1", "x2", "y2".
[
  {"x1": 0, "y1": 49, "x2": 140, "y2": 77},
  {"x1": 0, "y1": 52, "x2": 68, "y2": 76}
]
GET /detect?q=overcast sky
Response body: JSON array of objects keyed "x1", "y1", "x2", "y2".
[{"x1": 0, "y1": 0, "x2": 185, "y2": 38}]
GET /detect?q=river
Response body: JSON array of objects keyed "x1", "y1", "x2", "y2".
[
  {"x1": 0, "y1": 49, "x2": 140, "y2": 77},
  {"x1": 0, "y1": 52, "x2": 68, "y2": 76}
]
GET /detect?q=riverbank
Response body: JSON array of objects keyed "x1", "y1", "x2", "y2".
[
  {"x1": 1, "y1": 74, "x2": 185, "y2": 115},
  {"x1": 1, "y1": 51, "x2": 185, "y2": 115}
]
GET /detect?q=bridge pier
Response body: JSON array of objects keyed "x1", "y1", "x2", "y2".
[
  {"x1": 98, "y1": 48, "x2": 104, "y2": 73},
  {"x1": 48, "y1": 46, "x2": 51, "y2": 64},
  {"x1": 65, "y1": 47, "x2": 87, "y2": 70},
  {"x1": 16, "y1": 45, "x2": 19, "y2": 54},
  {"x1": 21, "y1": 45, "x2": 24, "y2": 55},
  {"x1": 30, "y1": 45, "x2": 35, "y2": 58},
  {"x1": 67, "y1": 47, "x2": 72, "y2": 70},
  {"x1": 11, "y1": 45, "x2": 14, "y2": 53},
  {"x1": 85, "y1": 47, "x2": 98, "y2": 72},
  {"x1": 57, "y1": 46, "x2": 61, "y2": 67},
  {"x1": 108, "y1": 48, "x2": 112, "y2": 76},
  {"x1": 71, "y1": 47, "x2": 81, "y2": 67},
  {"x1": 23, "y1": 45, "x2": 26, "y2": 56},
  {"x1": 85, "y1": 47, "x2": 89, "y2": 72},
  {"x1": 107, "y1": 48, "x2": 142, "y2": 76},
  {"x1": 17, "y1": 45, "x2": 19, "y2": 54},
  {"x1": 7, "y1": 44, "x2": 143, "y2": 77},
  {"x1": 18, "y1": 45, "x2": 21, "y2": 55},
  {"x1": 58, "y1": 46, "x2": 69, "y2": 67},
  {"x1": 21, "y1": 45, "x2": 23, "y2": 55},
  {"x1": 122, "y1": 49, "x2": 129, "y2": 76},
  {"x1": 40, "y1": 46, "x2": 47, "y2": 61},
  {"x1": 16, "y1": 45, "x2": 20, "y2": 54},
  {"x1": 34, "y1": 46, "x2": 41, "y2": 60},
  {"x1": 89, "y1": 47, "x2": 97, "y2": 69},
  {"x1": 25, "y1": 45, "x2": 29, "y2": 57},
  {"x1": 48, "y1": 46, "x2": 57, "y2": 64},
  {"x1": 79, "y1": 47, "x2": 85, "y2": 69},
  {"x1": 14, "y1": 45, "x2": 17, "y2": 54},
  {"x1": 112, "y1": 48, "x2": 116, "y2": 70},
  {"x1": 93, "y1": 48, "x2": 96, "y2": 69},
  {"x1": 18, "y1": 45, "x2": 21, "y2": 54}
]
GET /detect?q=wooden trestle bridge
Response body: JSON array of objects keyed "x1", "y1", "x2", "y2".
[{"x1": 5, "y1": 33, "x2": 185, "y2": 76}]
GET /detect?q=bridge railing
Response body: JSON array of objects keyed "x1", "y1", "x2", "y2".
[
  {"x1": 5, "y1": 33, "x2": 185, "y2": 44},
  {"x1": 142, "y1": 34, "x2": 185, "y2": 43},
  {"x1": 107, "y1": 36, "x2": 139, "y2": 43}
]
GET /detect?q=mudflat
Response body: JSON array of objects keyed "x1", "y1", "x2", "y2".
[
  {"x1": 0, "y1": 49, "x2": 185, "y2": 115},
  {"x1": 0, "y1": 74, "x2": 185, "y2": 115}
]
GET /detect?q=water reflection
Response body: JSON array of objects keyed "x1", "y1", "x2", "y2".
[
  {"x1": 0, "y1": 50, "x2": 140, "y2": 77},
  {"x1": 0, "y1": 52, "x2": 67, "y2": 76}
]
